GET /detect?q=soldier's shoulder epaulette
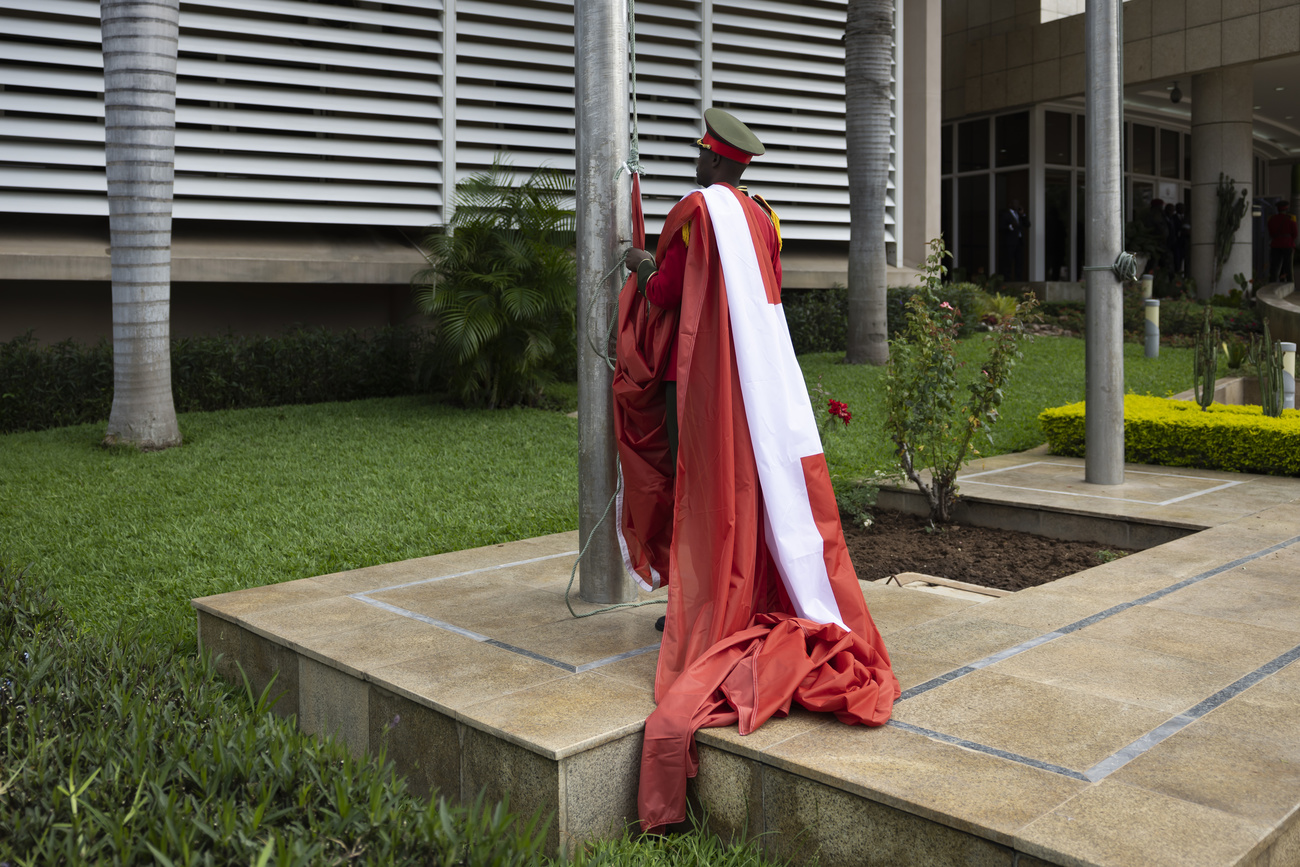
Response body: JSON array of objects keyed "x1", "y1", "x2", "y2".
[{"x1": 752, "y1": 194, "x2": 782, "y2": 252}]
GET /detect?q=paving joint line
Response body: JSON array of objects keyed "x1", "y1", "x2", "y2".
[{"x1": 894, "y1": 534, "x2": 1300, "y2": 782}]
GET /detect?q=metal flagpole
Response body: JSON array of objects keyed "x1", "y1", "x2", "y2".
[
  {"x1": 574, "y1": 0, "x2": 636, "y2": 603},
  {"x1": 1084, "y1": 0, "x2": 1125, "y2": 485}
]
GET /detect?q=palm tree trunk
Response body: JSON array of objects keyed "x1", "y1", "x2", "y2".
[
  {"x1": 843, "y1": 0, "x2": 893, "y2": 366},
  {"x1": 101, "y1": 0, "x2": 182, "y2": 449}
]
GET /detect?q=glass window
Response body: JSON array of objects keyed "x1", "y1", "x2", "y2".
[
  {"x1": 995, "y1": 111, "x2": 1030, "y2": 167},
  {"x1": 1184, "y1": 133, "x2": 1191, "y2": 181},
  {"x1": 1045, "y1": 111, "x2": 1072, "y2": 165},
  {"x1": 1077, "y1": 116, "x2": 1086, "y2": 168},
  {"x1": 1160, "y1": 129, "x2": 1179, "y2": 178},
  {"x1": 995, "y1": 169, "x2": 1030, "y2": 280},
  {"x1": 957, "y1": 118, "x2": 989, "y2": 172},
  {"x1": 941, "y1": 124, "x2": 953, "y2": 175},
  {"x1": 1132, "y1": 124, "x2": 1155, "y2": 176},
  {"x1": 1045, "y1": 169, "x2": 1072, "y2": 282},
  {"x1": 957, "y1": 174, "x2": 990, "y2": 278},
  {"x1": 1132, "y1": 180, "x2": 1154, "y2": 222}
]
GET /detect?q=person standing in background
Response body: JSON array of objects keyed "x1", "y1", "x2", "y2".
[{"x1": 1269, "y1": 201, "x2": 1297, "y2": 284}]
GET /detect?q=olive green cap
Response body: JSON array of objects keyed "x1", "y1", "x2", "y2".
[{"x1": 703, "y1": 107, "x2": 765, "y2": 159}]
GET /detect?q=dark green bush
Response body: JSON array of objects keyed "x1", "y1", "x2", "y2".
[
  {"x1": 1120, "y1": 291, "x2": 1261, "y2": 338},
  {"x1": 1039, "y1": 302, "x2": 1085, "y2": 334},
  {"x1": 782, "y1": 282, "x2": 985, "y2": 356},
  {"x1": 1, "y1": 327, "x2": 435, "y2": 434},
  {"x1": 782, "y1": 285, "x2": 848, "y2": 354},
  {"x1": 0, "y1": 563, "x2": 550, "y2": 866},
  {"x1": 414, "y1": 163, "x2": 577, "y2": 409},
  {"x1": 0, "y1": 333, "x2": 114, "y2": 434}
]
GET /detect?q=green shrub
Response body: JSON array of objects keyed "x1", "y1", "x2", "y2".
[
  {"x1": 414, "y1": 162, "x2": 577, "y2": 409},
  {"x1": 782, "y1": 285, "x2": 847, "y2": 354},
  {"x1": 888, "y1": 282, "x2": 985, "y2": 339},
  {"x1": 0, "y1": 333, "x2": 113, "y2": 434},
  {"x1": 0, "y1": 563, "x2": 550, "y2": 866},
  {"x1": 1038, "y1": 394, "x2": 1300, "y2": 475},
  {"x1": 0, "y1": 328, "x2": 434, "y2": 434},
  {"x1": 1121, "y1": 291, "x2": 1261, "y2": 338},
  {"x1": 884, "y1": 239, "x2": 1037, "y2": 523},
  {"x1": 782, "y1": 282, "x2": 985, "y2": 356},
  {"x1": 1039, "y1": 301, "x2": 1085, "y2": 334}
]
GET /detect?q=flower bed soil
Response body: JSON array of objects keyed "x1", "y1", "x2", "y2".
[{"x1": 842, "y1": 508, "x2": 1133, "y2": 593}]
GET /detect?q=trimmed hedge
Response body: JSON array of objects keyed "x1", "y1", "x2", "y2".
[
  {"x1": 1, "y1": 328, "x2": 434, "y2": 434},
  {"x1": 0, "y1": 563, "x2": 550, "y2": 866},
  {"x1": 782, "y1": 282, "x2": 986, "y2": 355},
  {"x1": 1039, "y1": 394, "x2": 1300, "y2": 475}
]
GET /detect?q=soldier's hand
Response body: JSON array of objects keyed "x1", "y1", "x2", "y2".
[{"x1": 626, "y1": 248, "x2": 654, "y2": 270}]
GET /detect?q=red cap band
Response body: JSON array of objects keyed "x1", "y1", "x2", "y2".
[{"x1": 701, "y1": 131, "x2": 753, "y2": 164}]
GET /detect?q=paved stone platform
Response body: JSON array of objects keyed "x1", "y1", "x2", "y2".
[{"x1": 194, "y1": 452, "x2": 1300, "y2": 866}]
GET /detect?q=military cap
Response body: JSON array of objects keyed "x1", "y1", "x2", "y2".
[{"x1": 698, "y1": 107, "x2": 765, "y2": 165}]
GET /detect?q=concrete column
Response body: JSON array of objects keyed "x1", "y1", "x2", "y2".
[
  {"x1": 902, "y1": 0, "x2": 941, "y2": 269},
  {"x1": 1190, "y1": 66, "x2": 1254, "y2": 299}
]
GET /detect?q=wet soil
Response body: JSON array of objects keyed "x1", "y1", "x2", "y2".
[{"x1": 842, "y1": 509, "x2": 1133, "y2": 593}]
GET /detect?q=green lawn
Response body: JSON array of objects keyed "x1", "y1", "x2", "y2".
[
  {"x1": 0, "y1": 336, "x2": 1197, "y2": 648},
  {"x1": 0, "y1": 396, "x2": 578, "y2": 646},
  {"x1": 801, "y1": 334, "x2": 1196, "y2": 487},
  {"x1": 0, "y1": 334, "x2": 1202, "y2": 865}
]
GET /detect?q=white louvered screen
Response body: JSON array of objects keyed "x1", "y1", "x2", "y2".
[
  {"x1": 454, "y1": 0, "x2": 575, "y2": 182},
  {"x1": 631, "y1": 0, "x2": 703, "y2": 235},
  {"x1": 888, "y1": 0, "x2": 900, "y2": 261},
  {"x1": 0, "y1": 0, "x2": 903, "y2": 244},
  {"x1": 174, "y1": 0, "x2": 444, "y2": 226},
  {"x1": 710, "y1": 0, "x2": 850, "y2": 242},
  {"x1": 0, "y1": 1, "x2": 106, "y2": 218},
  {"x1": 0, "y1": 0, "x2": 444, "y2": 227}
]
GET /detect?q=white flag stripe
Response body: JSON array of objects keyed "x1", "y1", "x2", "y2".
[{"x1": 701, "y1": 185, "x2": 847, "y2": 630}]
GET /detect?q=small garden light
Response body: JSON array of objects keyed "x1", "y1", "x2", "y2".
[
  {"x1": 1282, "y1": 342, "x2": 1296, "y2": 410},
  {"x1": 1145, "y1": 299, "x2": 1160, "y2": 358}
]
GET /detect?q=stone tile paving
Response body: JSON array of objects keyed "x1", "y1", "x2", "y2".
[{"x1": 193, "y1": 454, "x2": 1300, "y2": 866}]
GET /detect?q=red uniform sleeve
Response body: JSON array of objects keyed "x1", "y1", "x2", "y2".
[{"x1": 646, "y1": 230, "x2": 688, "y2": 309}]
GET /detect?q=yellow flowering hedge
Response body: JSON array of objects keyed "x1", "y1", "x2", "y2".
[{"x1": 1038, "y1": 394, "x2": 1300, "y2": 476}]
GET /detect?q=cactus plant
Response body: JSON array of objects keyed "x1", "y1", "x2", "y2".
[
  {"x1": 1252, "y1": 319, "x2": 1285, "y2": 418},
  {"x1": 1193, "y1": 304, "x2": 1219, "y2": 411}
]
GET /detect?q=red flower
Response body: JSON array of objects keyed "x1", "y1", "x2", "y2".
[{"x1": 827, "y1": 398, "x2": 852, "y2": 426}]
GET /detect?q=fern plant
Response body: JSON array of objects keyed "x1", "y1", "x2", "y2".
[{"x1": 414, "y1": 161, "x2": 576, "y2": 408}]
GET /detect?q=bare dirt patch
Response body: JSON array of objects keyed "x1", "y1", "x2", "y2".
[{"x1": 842, "y1": 509, "x2": 1132, "y2": 593}]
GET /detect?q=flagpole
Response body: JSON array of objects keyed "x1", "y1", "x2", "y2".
[
  {"x1": 575, "y1": 0, "x2": 635, "y2": 603},
  {"x1": 1084, "y1": 0, "x2": 1125, "y2": 485}
]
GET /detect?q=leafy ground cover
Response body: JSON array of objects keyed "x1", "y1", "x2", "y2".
[{"x1": 0, "y1": 564, "x2": 779, "y2": 866}]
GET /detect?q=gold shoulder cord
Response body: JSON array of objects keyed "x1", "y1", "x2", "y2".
[{"x1": 753, "y1": 194, "x2": 782, "y2": 251}]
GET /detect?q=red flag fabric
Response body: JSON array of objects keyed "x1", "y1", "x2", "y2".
[
  {"x1": 612, "y1": 183, "x2": 899, "y2": 834},
  {"x1": 613, "y1": 173, "x2": 677, "y2": 589}
]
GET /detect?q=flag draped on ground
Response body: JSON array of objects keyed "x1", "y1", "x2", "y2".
[{"x1": 613, "y1": 182, "x2": 899, "y2": 833}]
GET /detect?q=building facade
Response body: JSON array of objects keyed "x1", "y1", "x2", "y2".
[
  {"x1": 0, "y1": 0, "x2": 942, "y2": 343},
  {"x1": 940, "y1": 0, "x2": 1300, "y2": 294},
  {"x1": 3, "y1": 0, "x2": 1298, "y2": 344}
]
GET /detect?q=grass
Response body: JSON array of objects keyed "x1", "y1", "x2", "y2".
[
  {"x1": 0, "y1": 334, "x2": 1199, "y2": 865},
  {"x1": 0, "y1": 336, "x2": 1198, "y2": 650},
  {"x1": 0, "y1": 396, "x2": 578, "y2": 648},
  {"x1": 800, "y1": 334, "x2": 1197, "y2": 488}
]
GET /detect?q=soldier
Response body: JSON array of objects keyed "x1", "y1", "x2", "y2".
[{"x1": 614, "y1": 108, "x2": 897, "y2": 833}]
